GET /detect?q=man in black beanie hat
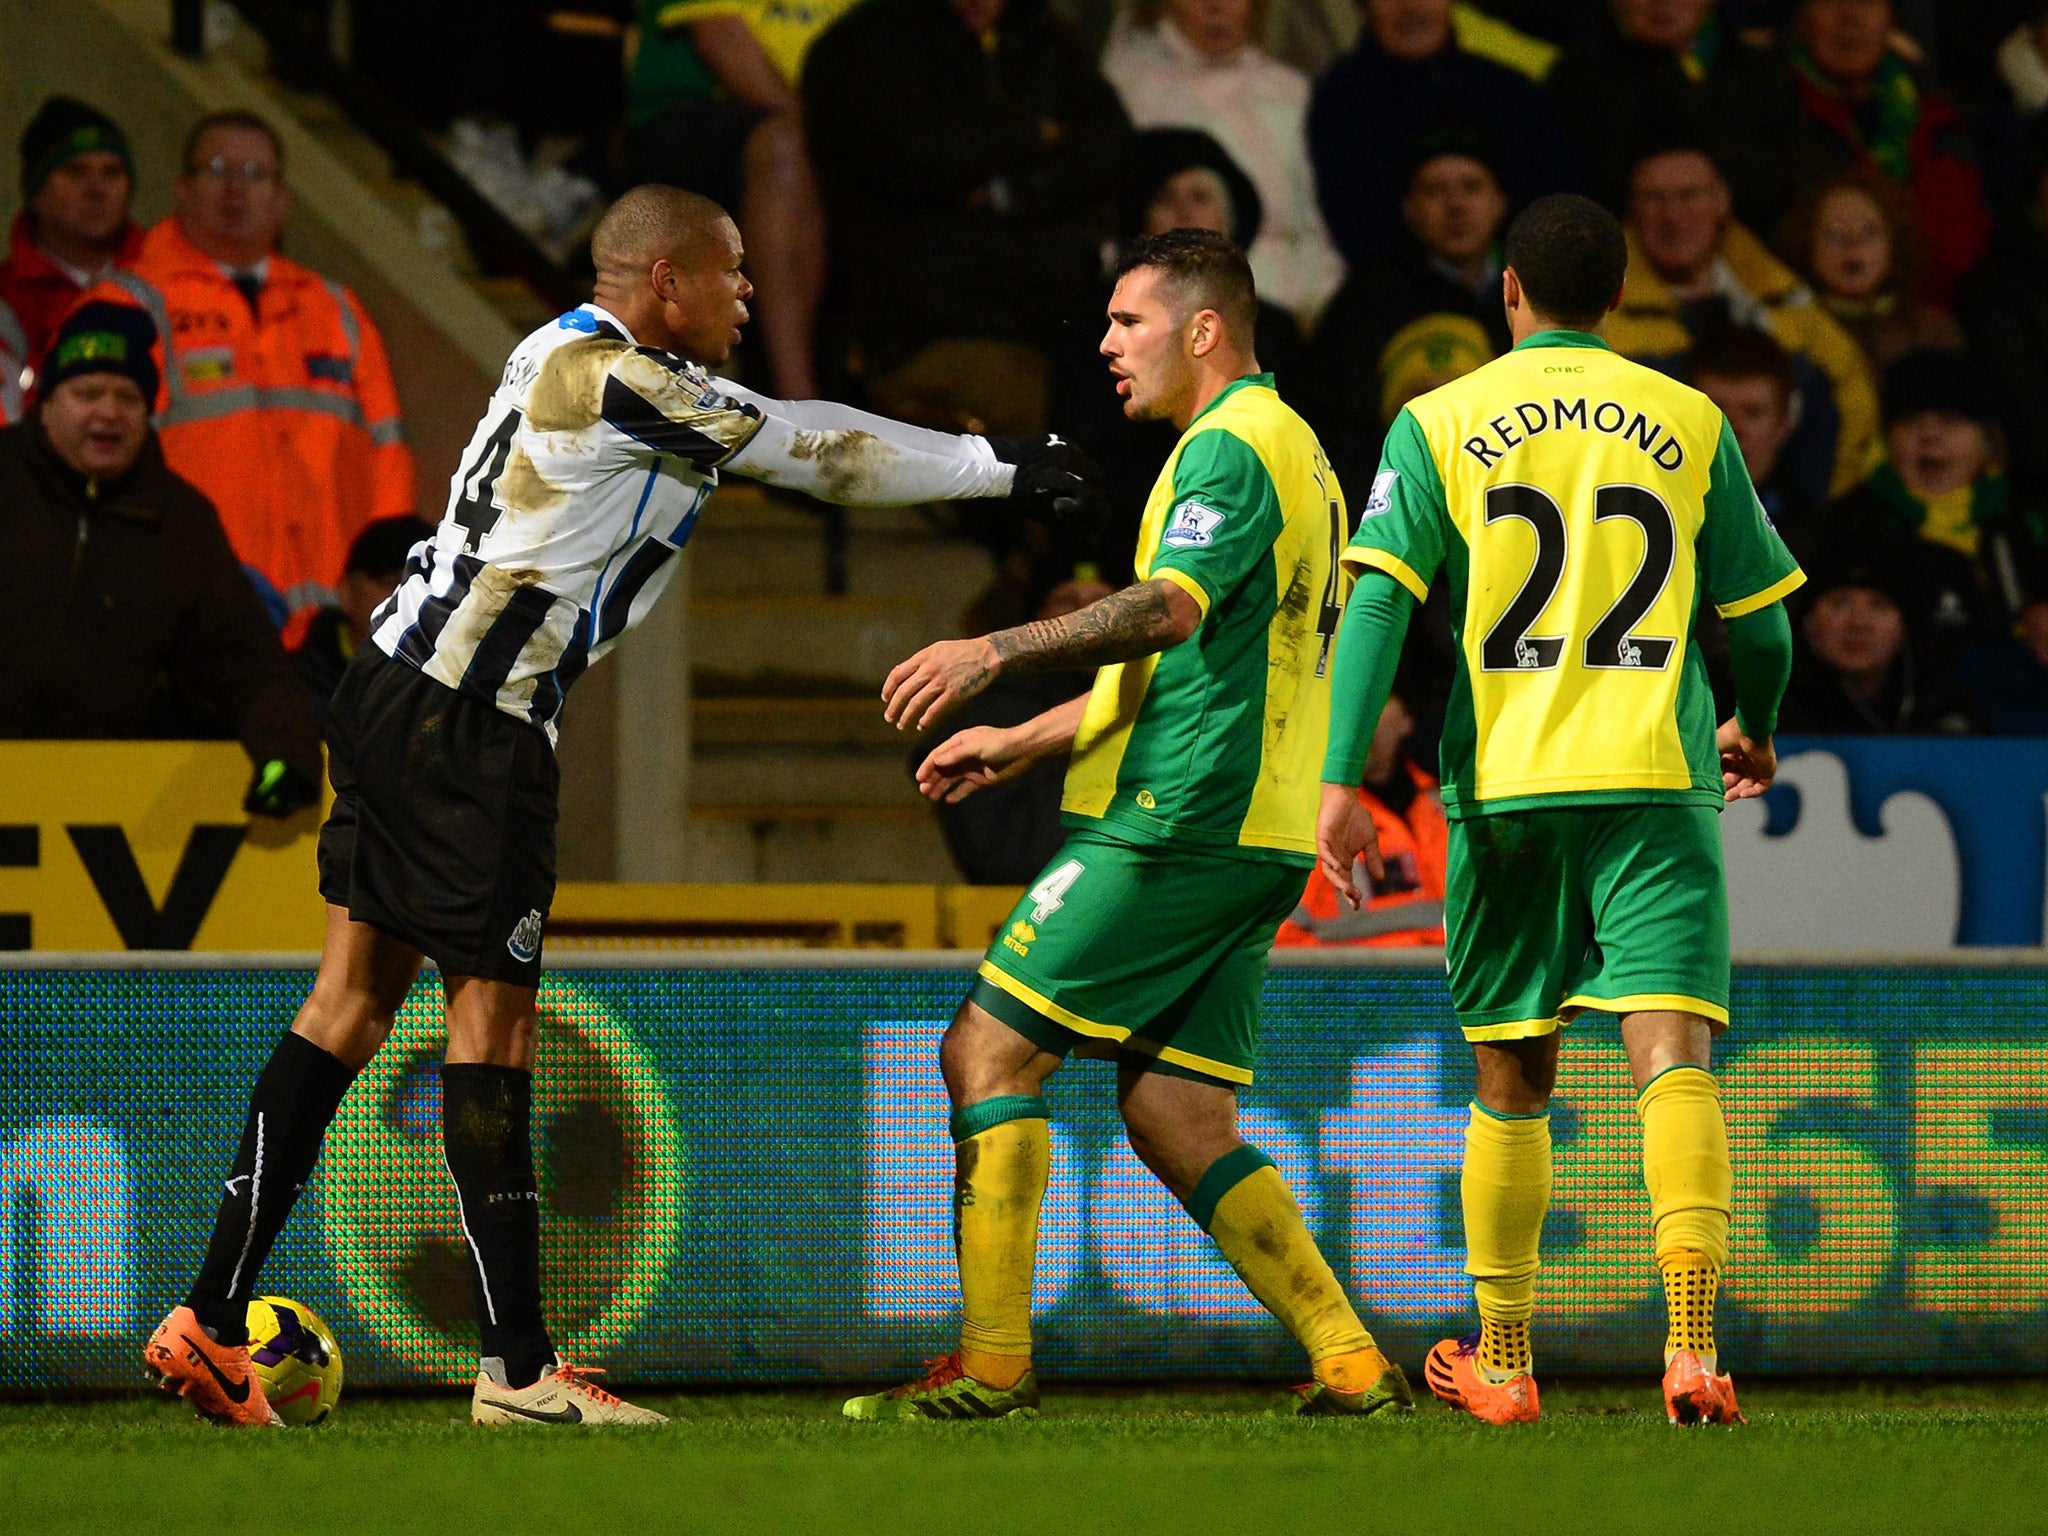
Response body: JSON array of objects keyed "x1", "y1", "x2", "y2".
[
  {"x1": 0, "y1": 299, "x2": 323, "y2": 815},
  {"x1": 1824, "y1": 347, "x2": 2048, "y2": 650},
  {"x1": 1304, "y1": 126, "x2": 1515, "y2": 496},
  {"x1": 0, "y1": 96, "x2": 141, "y2": 361},
  {"x1": 1778, "y1": 537, "x2": 1976, "y2": 735}
]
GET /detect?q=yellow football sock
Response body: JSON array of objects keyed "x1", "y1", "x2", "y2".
[
  {"x1": 1637, "y1": 1066, "x2": 1732, "y2": 1268},
  {"x1": 1462, "y1": 1103, "x2": 1552, "y2": 1384},
  {"x1": 1638, "y1": 1067, "x2": 1732, "y2": 1372},
  {"x1": 950, "y1": 1095, "x2": 1049, "y2": 1389},
  {"x1": 1660, "y1": 1250, "x2": 1719, "y2": 1372},
  {"x1": 1478, "y1": 1316, "x2": 1531, "y2": 1379},
  {"x1": 1194, "y1": 1147, "x2": 1377, "y2": 1381}
]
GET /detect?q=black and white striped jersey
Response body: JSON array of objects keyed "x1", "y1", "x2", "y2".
[{"x1": 370, "y1": 304, "x2": 1012, "y2": 739}]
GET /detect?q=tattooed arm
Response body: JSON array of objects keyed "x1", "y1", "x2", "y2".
[{"x1": 883, "y1": 577, "x2": 1202, "y2": 730}]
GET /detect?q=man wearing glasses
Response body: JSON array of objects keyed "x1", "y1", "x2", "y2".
[{"x1": 82, "y1": 110, "x2": 415, "y2": 664}]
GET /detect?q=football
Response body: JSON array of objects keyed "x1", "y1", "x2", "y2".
[{"x1": 245, "y1": 1296, "x2": 344, "y2": 1426}]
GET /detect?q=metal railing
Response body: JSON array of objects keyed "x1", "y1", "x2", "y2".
[{"x1": 168, "y1": 0, "x2": 587, "y2": 313}]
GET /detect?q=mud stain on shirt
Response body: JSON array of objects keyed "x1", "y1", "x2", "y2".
[
  {"x1": 788, "y1": 428, "x2": 892, "y2": 502},
  {"x1": 499, "y1": 444, "x2": 568, "y2": 514},
  {"x1": 526, "y1": 337, "x2": 630, "y2": 432}
]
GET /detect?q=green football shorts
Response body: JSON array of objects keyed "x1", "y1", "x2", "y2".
[
  {"x1": 971, "y1": 829, "x2": 1308, "y2": 1086},
  {"x1": 1445, "y1": 803, "x2": 1731, "y2": 1042}
]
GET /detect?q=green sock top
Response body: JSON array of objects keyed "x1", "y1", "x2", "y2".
[{"x1": 949, "y1": 1094, "x2": 1048, "y2": 1142}]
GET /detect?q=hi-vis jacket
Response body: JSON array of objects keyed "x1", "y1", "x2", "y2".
[{"x1": 81, "y1": 217, "x2": 415, "y2": 618}]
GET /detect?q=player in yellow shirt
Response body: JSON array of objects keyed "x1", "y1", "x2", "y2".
[
  {"x1": 845, "y1": 230, "x2": 1410, "y2": 1421},
  {"x1": 1318, "y1": 195, "x2": 1801, "y2": 1427}
]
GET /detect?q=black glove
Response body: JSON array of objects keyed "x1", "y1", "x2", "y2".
[
  {"x1": 987, "y1": 433, "x2": 1111, "y2": 530},
  {"x1": 244, "y1": 758, "x2": 320, "y2": 819}
]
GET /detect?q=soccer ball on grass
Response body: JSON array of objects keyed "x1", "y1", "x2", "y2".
[{"x1": 245, "y1": 1295, "x2": 344, "y2": 1425}]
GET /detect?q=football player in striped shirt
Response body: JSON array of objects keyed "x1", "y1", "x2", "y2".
[
  {"x1": 845, "y1": 230, "x2": 1413, "y2": 1422},
  {"x1": 1319, "y1": 195, "x2": 1800, "y2": 1427},
  {"x1": 144, "y1": 184, "x2": 1097, "y2": 1428}
]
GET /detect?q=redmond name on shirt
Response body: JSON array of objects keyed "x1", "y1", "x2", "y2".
[{"x1": 1459, "y1": 397, "x2": 1687, "y2": 473}]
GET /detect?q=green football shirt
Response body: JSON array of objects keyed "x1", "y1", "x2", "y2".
[{"x1": 1061, "y1": 374, "x2": 1346, "y2": 865}]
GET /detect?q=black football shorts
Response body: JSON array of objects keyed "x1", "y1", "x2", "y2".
[{"x1": 317, "y1": 645, "x2": 558, "y2": 987}]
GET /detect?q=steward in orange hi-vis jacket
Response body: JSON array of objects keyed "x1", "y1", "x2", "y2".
[
  {"x1": 1274, "y1": 759, "x2": 1448, "y2": 948},
  {"x1": 81, "y1": 215, "x2": 415, "y2": 626}
]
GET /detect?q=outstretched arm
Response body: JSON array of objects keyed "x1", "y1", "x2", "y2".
[
  {"x1": 884, "y1": 577, "x2": 1202, "y2": 730},
  {"x1": 722, "y1": 400, "x2": 1015, "y2": 505},
  {"x1": 718, "y1": 382, "x2": 1103, "y2": 513}
]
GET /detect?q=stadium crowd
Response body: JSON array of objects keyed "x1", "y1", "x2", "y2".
[{"x1": 4, "y1": 0, "x2": 2048, "y2": 899}]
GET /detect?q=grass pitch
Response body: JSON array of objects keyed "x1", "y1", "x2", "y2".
[{"x1": 7, "y1": 1380, "x2": 2044, "y2": 1534}]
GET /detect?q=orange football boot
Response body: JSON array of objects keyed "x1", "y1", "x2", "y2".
[
  {"x1": 1424, "y1": 1334, "x2": 1540, "y2": 1425},
  {"x1": 143, "y1": 1307, "x2": 281, "y2": 1427},
  {"x1": 1662, "y1": 1350, "x2": 1745, "y2": 1426}
]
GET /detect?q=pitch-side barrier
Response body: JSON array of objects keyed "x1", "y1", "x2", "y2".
[{"x1": 3, "y1": 949, "x2": 2044, "y2": 1389}]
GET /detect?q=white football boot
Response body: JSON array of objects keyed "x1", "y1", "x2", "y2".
[{"x1": 471, "y1": 1358, "x2": 668, "y2": 1426}]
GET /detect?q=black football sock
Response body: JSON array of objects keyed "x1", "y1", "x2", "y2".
[
  {"x1": 442, "y1": 1063, "x2": 554, "y2": 1389},
  {"x1": 186, "y1": 1032, "x2": 358, "y2": 1346}
]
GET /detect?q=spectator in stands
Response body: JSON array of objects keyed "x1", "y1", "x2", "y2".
[
  {"x1": 1307, "y1": 130, "x2": 1514, "y2": 494},
  {"x1": 1779, "y1": 544, "x2": 1976, "y2": 734},
  {"x1": 1829, "y1": 350, "x2": 2048, "y2": 643},
  {"x1": 291, "y1": 513, "x2": 435, "y2": 707},
  {"x1": 803, "y1": 0, "x2": 1128, "y2": 433},
  {"x1": 1688, "y1": 325, "x2": 1824, "y2": 560},
  {"x1": 1786, "y1": 0, "x2": 1991, "y2": 301},
  {"x1": 922, "y1": 572, "x2": 1112, "y2": 882},
  {"x1": 1100, "y1": 0, "x2": 1345, "y2": 323},
  {"x1": 1775, "y1": 168, "x2": 1962, "y2": 368},
  {"x1": 82, "y1": 111, "x2": 415, "y2": 644},
  {"x1": 0, "y1": 97, "x2": 143, "y2": 361},
  {"x1": 1610, "y1": 141, "x2": 1877, "y2": 505},
  {"x1": 1955, "y1": 595, "x2": 2048, "y2": 735},
  {"x1": 0, "y1": 301, "x2": 323, "y2": 815},
  {"x1": 1958, "y1": 121, "x2": 2048, "y2": 501},
  {"x1": 1543, "y1": 0, "x2": 1806, "y2": 225},
  {"x1": 624, "y1": 0, "x2": 851, "y2": 398},
  {"x1": 1307, "y1": 0, "x2": 1579, "y2": 269},
  {"x1": 1274, "y1": 687, "x2": 1446, "y2": 947}
]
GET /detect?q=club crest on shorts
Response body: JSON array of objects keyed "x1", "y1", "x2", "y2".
[{"x1": 507, "y1": 909, "x2": 545, "y2": 963}]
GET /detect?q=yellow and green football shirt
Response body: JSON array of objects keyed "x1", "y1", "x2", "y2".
[
  {"x1": 1344, "y1": 330, "x2": 1802, "y2": 818},
  {"x1": 1062, "y1": 373, "x2": 1347, "y2": 864}
]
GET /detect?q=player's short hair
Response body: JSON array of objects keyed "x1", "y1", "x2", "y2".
[
  {"x1": 1687, "y1": 325, "x2": 1796, "y2": 410},
  {"x1": 1503, "y1": 194, "x2": 1628, "y2": 330},
  {"x1": 1114, "y1": 228, "x2": 1257, "y2": 335},
  {"x1": 183, "y1": 109, "x2": 283, "y2": 174},
  {"x1": 590, "y1": 184, "x2": 733, "y2": 272}
]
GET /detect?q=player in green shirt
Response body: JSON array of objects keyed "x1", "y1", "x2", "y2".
[
  {"x1": 846, "y1": 231, "x2": 1411, "y2": 1422},
  {"x1": 1318, "y1": 195, "x2": 1799, "y2": 1428}
]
